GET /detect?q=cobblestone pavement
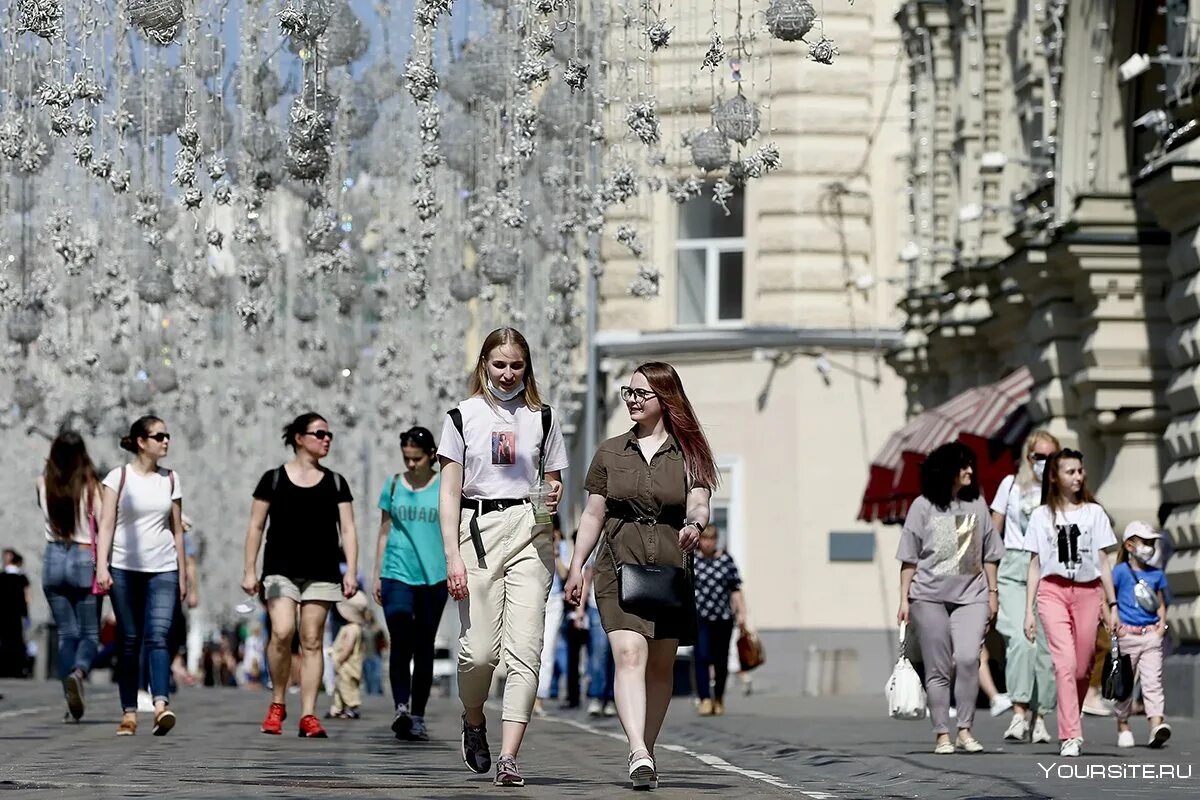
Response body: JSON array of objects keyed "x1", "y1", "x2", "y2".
[{"x1": 1, "y1": 680, "x2": 1196, "y2": 798}]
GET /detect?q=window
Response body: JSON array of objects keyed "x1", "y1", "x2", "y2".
[{"x1": 676, "y1": 185, "x2": 745, "y2": 326}]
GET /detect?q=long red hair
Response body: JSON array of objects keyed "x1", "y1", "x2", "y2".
[{"x1": 635, "y1": 362, "x2": 719, "y2": 489}]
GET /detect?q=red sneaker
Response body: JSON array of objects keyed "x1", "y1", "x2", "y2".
[
  {"x1": 297, "y1": 714, "x2": 328, "y2": 738},
  {"x1": 260, "y1": 703, "x2": 286, "y2": 735}
]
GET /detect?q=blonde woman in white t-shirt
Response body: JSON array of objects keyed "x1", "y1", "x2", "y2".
[
  {"x1": 95, "y1": 415, "x2": 186, "y2": 737},
  {"x1": 1022, "y1": 448, "x2": 1118, "y2": 758},
  {"x1": 989, "y1": 430, "x2": 1060, "y2": 744},
  {"x1": 37, "y1": 430, "x2": 104, "y2": 723},
  {"x1": 437, "y1": 327, "x2": 567, "y2": 787}
]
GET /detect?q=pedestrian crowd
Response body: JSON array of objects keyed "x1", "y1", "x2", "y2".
[{"x1": 0, "y1": 326, "x2": 764, "y2": 791}]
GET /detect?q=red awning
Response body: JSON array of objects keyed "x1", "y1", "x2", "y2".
[{"x1": 858, "y1": 367, "x2": 1033, "y2": 524}]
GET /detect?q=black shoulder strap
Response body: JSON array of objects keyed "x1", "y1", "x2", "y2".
[
  {"x1": 271, "y1": 466, "x2": 283, "y2": 494},
  {"x1": 329, "y1": 469, "x2": 344, "y2": 495},
  {"x1": 449, "y1": 408, "x2": 465, "y2": 452},
  {"x1": 540, "y1": 405, "x2": 552, "y2": 471},
  {"x1": 388, "y1": 473, "x2": 400, "y2": 502}
]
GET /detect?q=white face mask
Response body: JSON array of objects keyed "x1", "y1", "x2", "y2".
[
  {"x1": 1133, "y1": 543, "x2": 1156, "y2": 563},
  {"x1": 1032, "y1": 460, "x2": 1046, "y2": 482},
  {"x1": 487, "y1": 379, "x2": 525, "y2": 402}
]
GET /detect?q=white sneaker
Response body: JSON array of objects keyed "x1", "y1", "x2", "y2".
[
  {"x1": 1117, "y1": 730, "x2": 1135, "y2": 748},
  {"x1": 136, "y1": 690, "x2": 155, "y2": 714},
  {"x1": 989, "y1": 694, "x2": 1013, "y2": 717},
  {"x1": 1032, "y1": 717, "x2": 1052, "y2": 744},
  {"x1": 948, "y1": 706, "x2": 957, "y2": 719},
  {"x1": 1004, "y1": 715, "x2": 1030, "y2": 742},
  {"x1": 586, "y1": 699, "x2": 603, "y2": 717},
  {"x1": 1059, "y1": 737, "x2": 1082, "y2": 757},
  {"x1": 602, "y1": 701, "x2": 616, "y2": 717},
  {"x1": 1149, "y1": 723, "x2": 1172, "y2": 749}
]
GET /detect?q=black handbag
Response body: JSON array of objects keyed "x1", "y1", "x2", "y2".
[
  {"x1": 1101, "y1": 633, "x2": 1134, "y2": 702},
  {"x1": 604, "y1": 527, "x2": 693, "y2": 617}
]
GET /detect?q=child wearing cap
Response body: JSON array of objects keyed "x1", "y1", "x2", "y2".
[
  {"x1": 1112, "y1": 520, "x2": 1171, "y2": 749},
  {"x1": 328, "y1": 591, "x2": 369, "y2": 720}
]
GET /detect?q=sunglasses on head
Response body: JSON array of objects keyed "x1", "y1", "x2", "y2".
[
  {"x1": 145, "y1": 432, "x2": 171, "y2": 442},
  {"x1": 303, "y1": 430, "x2": 334, "y2": 441}
]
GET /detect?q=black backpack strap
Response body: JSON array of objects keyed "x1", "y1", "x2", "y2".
[
  {"x1": 540, "y1": 405, "x2": 552, "y2": 472},
  {"x1": 387, "y1": 473, "x2": 400, "y2": 505},
  {"x1": 448, "y1": 408, "x2": 465, "y2": 453},
  {"x1": 271, "y1": 466, "x2": 283, "y2": 494}
]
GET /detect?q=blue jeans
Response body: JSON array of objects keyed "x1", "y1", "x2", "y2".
[
  {"x1": 109, "y1": 568, "x2": 178, "y2": 712},
  {"x1": 587, "y1": 605, "x2": 614, "y2": 701},
  {"x1": 694, "y1": 617, "x2": 734, "y2": 700},
  {"x1": 380, "y1": 578, "x2": 447, "y2": 716},
  {"x1": 42, "y1": 542, "x2": 99, "y2": 681}
]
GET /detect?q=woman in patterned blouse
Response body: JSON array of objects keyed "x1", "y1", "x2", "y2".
[{"x1": 692, "y1": 526, "x2": 745, "y2": 716}]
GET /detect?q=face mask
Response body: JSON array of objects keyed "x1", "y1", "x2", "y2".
[
  {"x1": 1133, "y1": 543, "x2": 1156, "y2": 563},
  {"x1": 1032, "y1": 460, "x2": 1046, "y2": 482},
  {"x1": 487, "y1": 379, "x2": 525, "y2": 402}
]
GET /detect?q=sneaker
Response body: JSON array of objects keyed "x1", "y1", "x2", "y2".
[
  {"x1": 1059, "y1": 737, "x2": 1082, "y2": 757},
  {"x1": 116, "y1": 713, "x2": 137, "y2": 736},
  {"x1": 697, "y1": 698, "x2": 714, "y2": 716},
  {"x1": 494, "y1": 755, "x2": 524, "y2": 787},
  {"x1": 1117, "y1": 730, "x2": 1135, "y2": 748},
  {"x1": 1004, "y1": 715, "x2": 1030, "y2": 742},
  {"x1": 341, "y1": 707, "x2": 360, "y2": 720},
  {"x1": 989, "y1": 694, "x2": 1013, "y2": 717},
  {"x1": 629, "y1": 749, "x2": 657, "y2": 790},
  {"x1": 461, "y1": 715, "x2": 492, "y2": 774},
  {"x1": 1032, "y1": 717, "x2": 1052, "y2": 744},
  {"x1": 933, "y1": 740, "x2": 955, "y2": 755},
  {"x1": 63, "y1": 671, "x2": 85, "y2": 721},
  {"x1": 1149, "y1": 723, "x2": 1172, "y2": 749},
  {"x1": 298, "y1": 714, "x2": 328, "y2": 738},
  {"x1": 713, "y1": 700, "x2": 725, "y2": 716},
  {"x1": 1083, "y1": 698, "x2": 1114, "y2": 717},
  {"x1": 603, "y1": 701, "x2": 616, "y2": 717},
  {"x1": 261, "y1": 702, "x2": 286, "y2": 735},
  {"x1": 391, "y1": 704, "x2": 412, "y2": 739},
  {"x1": 152, "y1": 709, "x2": 176, "y2": 736},
  {"x1": 587, "y1": 698, "x2": 603, "y2": 717},
  {"x1": 408, "y1": 716, "x2": 429, "y2": 742},
  {"x1": 956, "y1": 735, "x2": 984, "y2": 753},
  {"x1": 136, "y1": 690, "x2": 155, "y2": 714}
]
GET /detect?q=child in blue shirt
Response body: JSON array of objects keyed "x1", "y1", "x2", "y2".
[{"x1": 1111, "y1": 521, "x2": 1170, "y2": 749}]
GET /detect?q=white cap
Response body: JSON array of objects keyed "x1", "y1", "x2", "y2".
[{"x1": 1122, "y1": 520, "x2": 1162, "y2": 542}]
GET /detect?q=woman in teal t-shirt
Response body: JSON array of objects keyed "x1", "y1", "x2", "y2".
[{"x1": 372, "y1": 427, "x2": 447, "y2": 742}]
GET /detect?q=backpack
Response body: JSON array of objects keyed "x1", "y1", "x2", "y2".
[
  {"x1": 271, "y1": 465, "x2": 345, "y2": 496},
  {"x1": 448, "y1": 405, "x2": 553, "y2": 472}
]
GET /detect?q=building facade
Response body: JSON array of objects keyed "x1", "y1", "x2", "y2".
[
  {"x1": 892, "y1": 0, "x2": 1200, "y2": 711},
  {"x1": 583, "y1": 2, "x2": 912, "y2": 694}
]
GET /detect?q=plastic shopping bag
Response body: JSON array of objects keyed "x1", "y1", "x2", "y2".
[{"x1": 885, "y1": 622, "x2": 927, "y2": 720}]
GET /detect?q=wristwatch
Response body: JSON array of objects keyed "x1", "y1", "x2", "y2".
[{"x1": 684, "y1": 521, "x2": 705, "y2": 534}]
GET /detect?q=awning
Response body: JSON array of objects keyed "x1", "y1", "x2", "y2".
[{"x1": 858, "y1": 367, "x2": 1033, "y2": 524}]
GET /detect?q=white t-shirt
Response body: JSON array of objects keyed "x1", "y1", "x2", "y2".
[
  {"x1": 102, "y1": 466, "x2": 182, "y2": 573},
  {"x1": 989, "y1": 474, "x2": 1042, "y2": 551},
  {"x1": 1022, "y1": 502, "x2": 1117, "y2": 583},
  {"x1": 37, "y1": 482, "x2": 93, "y2": 545},
  {"x1": 437, "y1": 396, "x2": 569, "y2": 501}
]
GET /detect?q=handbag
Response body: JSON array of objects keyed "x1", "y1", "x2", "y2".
[
  {"x1": 885, "y1": 622, "x2": 927, "y2": 720},
  {"x1": 603, "y1": 527, "x2": 692, "y2": 617},
  {"x1": 736, "y1": 625, "x2": 765, "y2": 672},
  {"x1": 1101, "y1": 632, "x2": 1134, "y2": 702}
]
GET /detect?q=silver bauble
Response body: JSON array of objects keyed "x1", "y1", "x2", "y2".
[
  {"x1": 6, "y1": 303, "x2": 43, "y2": 344},
  {"x1": 764, "y1": 0, "x2": 817, "y2": 42},
  {"x1": 449, "y1": 270, "x2": 481, "y2": 302},
  {"x1": 713, "y1": 92, "x2": 760, "y2": 145},
  {"x1": 691, "y1": 128, "x2": 731, "y2": 171}
]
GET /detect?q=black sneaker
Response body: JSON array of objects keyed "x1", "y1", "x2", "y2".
[
  {"x1": 461, "y1": 715, "x2": 492, "y2": 774},
  {"x1": 63, "y1": 671, "x2": 85, "y2": 721},
  {"x1": 391, "y1": 703, "x2": 412, "y2": 739},
  {"x1": 408, "y1": 716, "x2": 429, "y2": 742}
]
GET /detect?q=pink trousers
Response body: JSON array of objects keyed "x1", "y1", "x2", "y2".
[
  {"x1": 1037, "y1": 576, "x2": 1102, "y2": 741},
  {"x1": 1114, "y1": 628, "x2": 1166, "y2": 721}
]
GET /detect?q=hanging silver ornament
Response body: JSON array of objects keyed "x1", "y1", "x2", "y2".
[
  {"x1": 516, "y1": 55, "x2": 550, "y2": 88},
  {"x1": 150, "y1": 364, "x2": 178, "y2": 394},
  {"x1": 713, "y1": 91, "x2": 760, "y2": 145},
  {"x1": 13, "y1": 374, "x2": 43, "y2": 412},
  {"x1": 626, "y1": 100, "x2": 661, "y2": 145},
  {"x1": 192, "y1": 273, "x2": 224, "y2": 308},
  {"x1": 321, "y1": 4, "x2": 371, "y2": 67},
  {"x1": 105, "y1": 345, "x2": 131, "y2": 375},
  {"x1": 690, "y1": 128, "x2": 730, "y2": 171},
  {"x1": 646, "y1": 20, "x2": 673, "y2": 51},
  {"x1": 279, "y1": 0, "x2": 332, "y2": 42},
  {"x1": 481, "y1": 251, "x2": 520, "y2": 285},
  {"x1": 305, "y1": 208, "x2": 345, "y2": 252},
  {"x1": 809, "y1": 35, "x2": 839, "y2": 65},
  {"x1": 629, "y1": 264, "x2": 661, "y2": 298},
  {"x1": 765, "y1": 0, "x2": 817, "y2": 42},
  {"x1": 530, "y1": 25, "x2": 554, "y2": 55},
  {"x1": 702, "y1": 30, "x2": 726, "y2": 71},
  {"x1": 285, "y1": 143, "x2": 331, "y2": 180},
  {"x1": 366, "y1": 60, "x2": 403, "y2": 101},
  {"x1": 137, "y1": 260, "x2": 175, "y2": 304},
  {"x1": 292, "y1": 290, "x2": 319, "y2": 322},
  {"x1": 548, "y1": 258, "x2": 580, "y2": 294},
  {"x1": 17, "y1": 0, "x2": 64, "y2": 40},
  {"x1": 6, "y1": 302, "x2": 43, "y2": 344},
  {"x1": 127, "y1": 377, "x2": 154, "y2": 407},
  {"x1": 449, "y1": 270, "x2": 481, "y2": 302},
  {"x1": 404, "y1": 59, "x2": 439, "y2": 102},
  {"x1": 564, "y1": 59, "x2": 589, "y2": 93}
]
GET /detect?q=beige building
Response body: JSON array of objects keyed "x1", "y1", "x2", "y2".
[
  {"x1": 576, "y1": 2, "x2": 913, "y2": 694},
  {"x1": 892, "y1": 0, "x2": 1200, "y2": 712}
]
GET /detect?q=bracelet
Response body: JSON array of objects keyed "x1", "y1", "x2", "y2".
[{"x1": 988, "y1": 589, "x2": 999, "y2": 594}]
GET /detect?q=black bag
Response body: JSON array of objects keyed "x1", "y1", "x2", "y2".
[
  {"x1": 604, "y1": 528, "x2": 692, "y2": 617},
  {"x1": 1101, "y1": 633, "x2": 1134, "y2": 702}
]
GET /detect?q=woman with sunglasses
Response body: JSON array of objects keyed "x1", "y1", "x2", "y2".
[
  {"x1": 565, "y1": 363, "x2": 716, "y2": 790},
  {"x1": 1022, "y1": 448, "x2": 1119, "y2": 758},
  {"x1": 989, "y1": 430, "x2": 1060, "y2": 744},
  {"x1": 373, "y1": 426, "x2": 447, "y2": 742},
  {"x1": 242, "y1": 412, "x2": 358, "y2": 739},
  {"x1": 439, "y1": 327, "x2": 567, "y2": 787},
  {"x1": 95, "y1": 416, "x2": 186, "y2": 736}
]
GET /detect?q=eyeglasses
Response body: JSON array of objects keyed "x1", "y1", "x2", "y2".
[
  {"x1": 145, "y1": 433, "x2": 171, "y2": 442},
  {"x1": 303, "y1": 430, "x2": 334, "y2": 441},
  {"x1": 620, "y1": 387, "x2": 657, "y2": 403},
  {"x1": 1031, "y1": 453, "x2": 1049, "y2": 463}
]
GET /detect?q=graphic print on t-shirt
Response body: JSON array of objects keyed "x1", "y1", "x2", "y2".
[
  {"x1": 491, "y1": 429, "x2": 516, "y2": 465},
  {"x1": 1054, "y1": 522, "x2": 1087, "y2": 574},
  {"x1": 929, "y1": 513, "x2": 981, "y2": 576}
]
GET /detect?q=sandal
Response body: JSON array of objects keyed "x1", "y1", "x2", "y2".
[{"x1": 629, "y1": 748, "x2": 657, "y2": 790}]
